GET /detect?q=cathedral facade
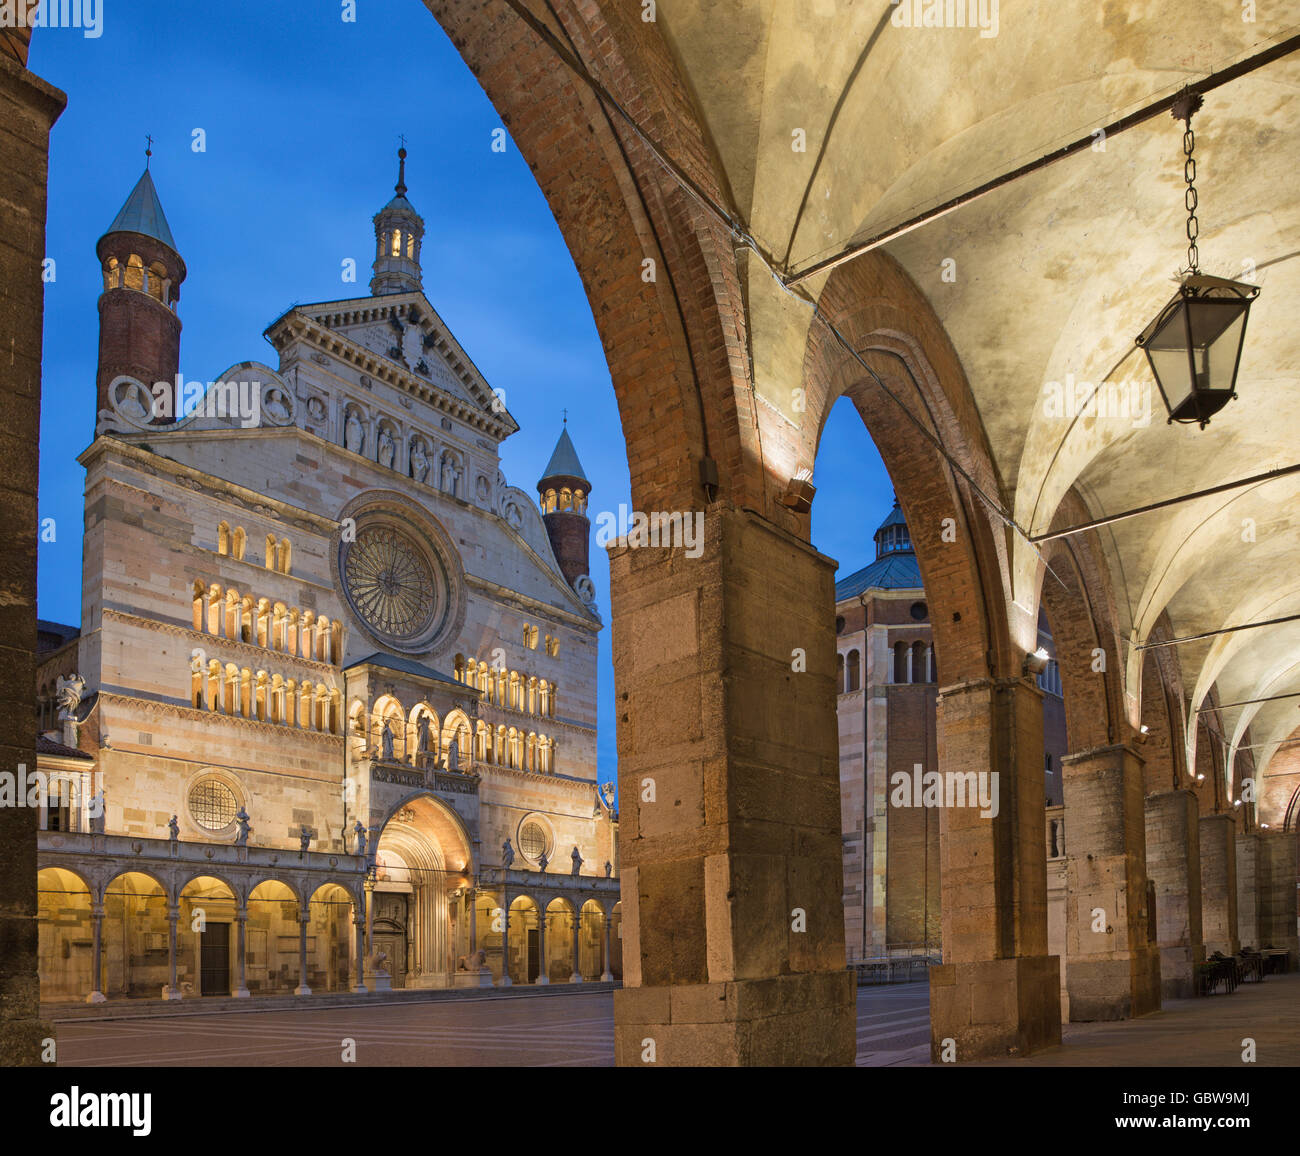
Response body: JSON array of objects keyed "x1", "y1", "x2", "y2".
[{"x1": 34, "y1": 152, "x2": 621, "y2": 1003}]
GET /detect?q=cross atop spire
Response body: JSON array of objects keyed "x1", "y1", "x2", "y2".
[
  {"x1": 395, "y1": 139, "x2": 408, "y2": 197},
  {"x1": 145, "y1": 134, "x2": 153, "y2": 167}
]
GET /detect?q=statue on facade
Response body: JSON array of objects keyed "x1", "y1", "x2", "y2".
[
  {"x1": 381, "y1": 720, "x2": 395, "y2": 762},
  {"x1": 344, "y1": 410, "x2": 364, "y2": 453},
  {"x1": 416, "y1": 712, "x2": 431, "y2": 757},
  {"x1": 604, "y1": 860, "x2": 612, "y2": 878},
  {"x1": 538, "y1": 851, "x2": 549, "y2": 873},
  {"x1": 234, "y1": 807, "x2": 252, "y2": 846},
  {"x1": 410, "y1": 439, "x2": 430, "y2": 483},
  {"x1": 600, "y1": 781, "x2": 615, "y2": 807},
  {"x1": 353, "y1": 821, "x2": 367, "y2": 858},
  {"x1": 501, "y1": 838, "x2": 515, "y2": 868},
  {"x1": 168, "y1": 814, "x2": 179, "y2": 845},
  {"x1": 441, "y1": 455, "x2": 454, "y2": 493},
  {"x1": 55, "y1": 674, "x2": 86, "y2": 721},
  {"x1": 445, "y1": 740, "x2": 459, "y2": 773},
  {"x1": 377, "y1": 426, "x2": 395, "y2": 469},
  {"x1": 571, "y1": 846, "x2": 583, "y2": 877},
  {"x1": 89, "y1": 788, "x2": 106, "y2": 833},
  {"x1": 299, "y1": 824, "x2": 312, "y2": 853}
]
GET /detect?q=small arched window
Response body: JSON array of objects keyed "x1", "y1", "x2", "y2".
[
  {"x1": 231, "y1": 527, "x2": 246, "y2": 561},
  {"x1": 277, "y1": 538, "x2": 291, "y2": 574},
  {"x1": 218, "y1": 521, "x2": 230, "y2": 556},
  {"x1": 836, "y1": 652, "x2": 845, "y2": 693},
  {"x1": 846, "y1": 649, "x2": 861, "y2": 693},
  {"x1": 390, "y1": 230, "x2": 402, "y2": 257},
  {"x1": 911, "y1": 641, "x2": 926, "y2": 684},
  {"x1": 265, "y1": 534, "x2": 276, "y2": 569},
  {"x1": 893, "y1": 642, "x2": 908, "y2": 684}
]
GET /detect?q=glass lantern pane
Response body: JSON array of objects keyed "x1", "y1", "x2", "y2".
[{"x1": 1192, "y1": 303, "x2": 1248, "y2": 394}]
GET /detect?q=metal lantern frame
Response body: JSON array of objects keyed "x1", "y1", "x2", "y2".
[{"x1": 1134, "y1": 90, "x2": 1260, "y2": 429}]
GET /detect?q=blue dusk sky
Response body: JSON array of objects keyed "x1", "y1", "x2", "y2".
[{"x1": 30, "y1": 1, "x2": 893, "y2": 777}]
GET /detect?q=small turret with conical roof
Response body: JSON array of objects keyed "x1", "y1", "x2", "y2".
[
  {"x1": 538, "y1": 420, "x2": 591, "y2": 588},
  {"x1": 95, "y1": 149, "x2": 186, "y2": 425},
  {"x1": 371, "y1": 146, "x2": 424, "y2": 295}
]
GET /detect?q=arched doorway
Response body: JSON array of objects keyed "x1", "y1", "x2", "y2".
[
  {"x1": 372, "y1": 793, "x2": 473, "y2": 988},
  {"x1": 102, "y1": 871, "x2": 168, "y2": 999},
  {"x1": 37, "y1": 867, "x2": 93, "y2": 1002},
  {"x1": 178, "y1": 875, "x2": 238, "y2": 997},
  {"x1": 246, "y1": 880, "x2": 301, "y2": 996}
]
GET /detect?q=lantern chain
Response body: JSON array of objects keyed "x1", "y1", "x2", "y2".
[{"x1": 1183, "y1": 119, "x2": 1199, "y2": 274}]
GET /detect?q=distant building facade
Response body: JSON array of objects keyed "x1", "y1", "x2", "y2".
[{"x1": 835, "y1": 500, "x2": 1067, "y2": 963}]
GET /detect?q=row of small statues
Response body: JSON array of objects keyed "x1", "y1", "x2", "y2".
[
  {"x1": 376, "y1": 717, "x2": 459, "y2": 771},
  {"x1": 343, "y1": 411, "x2": 461, "y2": 490},
  {"x1": 501, "y1": 839, "x2": 611, "y2": 878}
]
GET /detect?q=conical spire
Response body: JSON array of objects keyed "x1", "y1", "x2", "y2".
[
  {"x1": 540, "y1": 424, "x2": 589, "y2": 486},
  {"x1": 102, "y1": 168, "x2": 178, "y2": 252}
]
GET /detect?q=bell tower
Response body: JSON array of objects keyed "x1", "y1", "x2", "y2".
[
  {"x1": 371, "y1": 146, "x2": 424, "y2": 296},
  {"x1": 537, "y1": 422, "x2": 592, "y2": 588},
  {"x1": 94, "y1": 154, "x2": 186, "y2": 423}
]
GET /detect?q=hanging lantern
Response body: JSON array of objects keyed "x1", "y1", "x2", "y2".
[{"x1": 1135, "y1": 91, "x2": 1259, "y2": 429}]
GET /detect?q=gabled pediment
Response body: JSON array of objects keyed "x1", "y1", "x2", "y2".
[{"x1": 268, "y1": 291, "x2": 517, "y2": 434}]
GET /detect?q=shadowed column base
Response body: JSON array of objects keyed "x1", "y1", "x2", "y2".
[
  {"x1": 614, "y1": 971, "x2": 855, "y2": 1066},
  {"x1": 930, "y1": 955, "x2": 1061, "y2": 1061}
]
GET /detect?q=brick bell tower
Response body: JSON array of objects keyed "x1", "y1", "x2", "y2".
[
  {"x1": 537, "y1": 422, "x2": 592, "y2": 588},
  {"x1": 95, "y1": 153, "x2": 185, "y2": 425}
]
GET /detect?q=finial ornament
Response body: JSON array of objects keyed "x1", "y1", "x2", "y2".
[
  {"x1": 145, "y1": 133, "x2": 153, "y2": 167},
  {"x1": 396, "y1": 138, "x2": 408, "y2": 197}
]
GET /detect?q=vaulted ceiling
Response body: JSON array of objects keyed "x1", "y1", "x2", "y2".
[{"x1": 654, "y1": 2, "x2": 1300, "y2": 793}]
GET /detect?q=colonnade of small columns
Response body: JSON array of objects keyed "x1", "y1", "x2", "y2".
[{"x1": 192, "y1": 581, "x2": 341, "y2": 665}]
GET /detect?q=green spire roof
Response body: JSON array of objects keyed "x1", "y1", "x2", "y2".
[
  {"x1": 103, "y1": 168, "x2": 177, "y2": 251},
  {"x1": 540, "y1": 426, "x2": 589, "y2": 485}
]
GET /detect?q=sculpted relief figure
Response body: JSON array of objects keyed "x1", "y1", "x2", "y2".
[
  {"x1": 410, "y1": 439, "x2": 430, "y2": 483},
  {"x1": 571, "y1": 845, "x2": 583, "y2": 877},
  {"x1": 501, "y1": 838, "x2": 515, "y2": 868},
  {"x1": 416, "y1": 711, "x2": 431, "y2": 755},
  {"x1": 381, "y1": 720, "x2": 395, "y2": 762},
  {"x1": 235, "y1": 807, "x2": 252, "y2": 847},
  {"x1": 55, "y1": 674, "x2": 86, "y2": 721},
  {"x1": 344, "y1": 409, "x2": 364, "y2": 453},
  {"x1": 377, "y1": 426, "x2": 395, "y2": 469}
]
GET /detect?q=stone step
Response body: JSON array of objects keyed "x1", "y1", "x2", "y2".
[{"x1": 44, "y1": 980, "x2": 621, "y2": 1023}]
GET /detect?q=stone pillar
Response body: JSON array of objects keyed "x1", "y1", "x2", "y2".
[
  {"x1": 928, "y1": 677, "x2": 1061, "y2": 1061},
  {"x1": 233, "y1": 903, "x2": 250, "y2": 998},
  {"x1": 468, "y1": 888, "x2": 478, "y2": 953},
  {"x1": 1236, "y1": 832, "x2": 1260, "y2": 949},
  {"x1": 295, "y1": 909, "x2": 312, "y2": 996},
  {"x1": 0, "y1": 47, "x2": 65, "y2": 1065},
  {"x1": 570, "y1": 908, "x2": 583, "y2": 983},
  {"x1": 498, "y1": 891, "x2": 511, "y2": 986},
  {"x1": 1144, "y1": 790, "x2": 1204, "y2": 998},
  {"x1": 536, "y1": 906, "x2": 550, "y2": 984},
  {"x1": 1257, "y1": 830, "x2": 1298, "y2": 970},
  {"x1": 1060, "y1": 744, "x2": 1160, "y2": 1020},
  {"x1": 364, "y1": 878, "x2": 374, "y2": 954},
  {"x1": 611, "y1": 508, "x2": 853, "y2": 1066},
  {"x1": 164, "y1": 904, "x2": 181, "y2": 999},
  {"x1": 87, "y1": 904, "x2": 106, "y2": 1004},
  {"x1": 1199, "y1": 813, "x2": 1238, "y2": 957},
  {"x1": 601, "y1": 907, "x2": 614, "y2": 982},
  {"x1": 352, "y1": 914, "x2": 368, "y2": 994}
]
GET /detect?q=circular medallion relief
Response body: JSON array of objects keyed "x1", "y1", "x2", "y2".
[{"x1": 342, "y1": 525, "x2": 439, "y2": 646}]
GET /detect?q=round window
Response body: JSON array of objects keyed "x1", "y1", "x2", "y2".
[
  {"x1": 518, "y1": 821, "x2": 549, "y2": 861},
  {"x1": 342, "y1": 525, "x2": 438, "y2": 644},
  {"x1": 910, "y1": 601, "x2": 928, "y2": 621},
  {"x1": 835, "y1": 615, "x2": 846, "y2": 634},
  {"x1": 189, "y1": 778, "x2": 238, "y2": 831}
]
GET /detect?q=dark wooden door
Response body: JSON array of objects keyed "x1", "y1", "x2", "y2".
[{"x1": 200, "y1": 921, "x2": 231, "y2": 996}]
